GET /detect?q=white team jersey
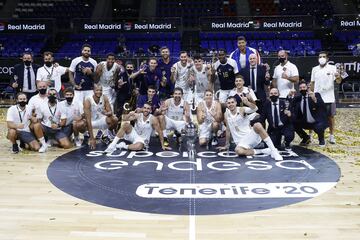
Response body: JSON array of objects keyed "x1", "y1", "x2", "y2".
[
  {"x1": 225, "y1": 107, "x2": 255, "y2": 144},
  {"x1": 58, "y1": 100, "x2": 83, "y2": 125},
  {"x1": 6, "y1": 105, "x2": 32, "y2": 132},
  {"x1": 229, "y1": 86, "x2": 258, "y2": 101},
  {"x1": 201, "y1": 100, "x2": 216, "y2": 125},
  {"x1": 98, "y1": 61, "x2": 119, "y2": 88},
  {"x1": 87, "y1": 95, "x2": 105, "y2": 120},
  {"x1": 193, "y1": 64, "x2": 209, "y2": 94},
  {"x1": 37, "y1": 102, "x2": 62, "y2": 127},
  {"x1": 134, "y1": 113, "x2": 153, "y2": 141},
  {"x1": 173, "y1": 61, "x2": 191, "y2": 92},
  {"x1": 166, "y1": 98, "x2": 185, "y2": 121}
]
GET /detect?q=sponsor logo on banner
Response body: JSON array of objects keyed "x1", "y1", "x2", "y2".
[
  {"x1": 124, "y1": 22, "x2": 132, "y2": 31},
  {"x1": 47, "y1": 145, "x2": 340, "y2": 215},
  {"x1": 0, "y1": 23, "x2": 5, "y2": 31}
]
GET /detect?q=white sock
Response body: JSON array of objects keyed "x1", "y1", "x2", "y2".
[
  {"x1": 254, "y1": 148, "x2": 271, "y2": 155},
  {"x1": 123, "y1": 144, "x2": 129, "y2": 149},
  {"x1": 163, "y1": 130, "x2": 167, "y2": 138},
  {"x1": 263, "y1": 137, "x2": 277, "y2": 152},
  {"x1": 39, "y1": 137, "x2": 46, "y2": 145}
]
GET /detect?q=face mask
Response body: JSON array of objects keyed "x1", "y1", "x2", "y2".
[
  {"x1": 126, "y1": 69, "x2": 133, "y2": 74},
  {"x1": 45, "y1": 62, "x2": 52, "y2": 67},
  {"x1": 24, "y1": 60, "x2": 31, "y2": 66},
  {"x1": 318, "y1": 57, "x2": 327, "y2": 65},
  {"x1": 65, "y1": 97, "x2": 73, "y2": 104},
  {"x1": 39, "y1": 88, "x2": 47, "y2": 95},
  {"x1": 278, "y1": 57, "x2": 286, "y2": 63},
  {"x1": 300, "y1": 90, "x2": 307, "y2": 96},
  {"x1": 270, "y1": 95, "x2": 279, "y2": 102},
  {"x1": 17, "y1": 101, "x2": 27, "y2": 107},
  {"x1": 48, "y1": 95, "x2": 57, "y2": 103}
]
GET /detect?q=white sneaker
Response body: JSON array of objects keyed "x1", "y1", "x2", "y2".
[
  {"x1": 329, "y1": 135, "x2": 336, "y2": 144},
  {"x1": 260, "y1": 148, "x2": 272, "y2": 155},
  {"x1": 74, "y1": 138, "x2": 82, "y2": 147},
  {"x1": 104, "y1": 144, "x2": 116, "y2": 153},
  {"x1": 38, "y1": 143, "x2": 48, "y2": 153},
  {"x1": 271, "y1": 149, "x2": 283, "y2": 161},
  {"x1": 116, "y1": 142, "x2": 127, "y2": 150}
]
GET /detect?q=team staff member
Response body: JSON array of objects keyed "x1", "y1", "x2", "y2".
[
  {"x1": 272, "y1": 50, "x2": 299, "y2": 99},
  {"x1": 6, "y1": 92, "x2": 40, "y2": 153},
  {"x1": 10, "y1": 52, "x2": 40, "y2": 99},
  {"x1": 310, "y1": 51, "x2": 342, "y2": 144},
  {"x1": 27, "y1": 81, "x2": 49, "y2": 115},
  {"x1": 69, "y1": 44, "x2": 98, "y2": 106},
  {"x1": 83, "y1": 84, "x2": 118, "y2": 149},
  {"x1": 36, "y1": 51, "x2": 68, "y2": 95},
  {"x1": 230, "y1": 36, "x2": 261, "y2": 70},
  {"x1": 104, "y1": 102, "x2": 171, "y2": 153},
  {"x1": 213, "y1": 49, "x2": 239, "y2": 104}
]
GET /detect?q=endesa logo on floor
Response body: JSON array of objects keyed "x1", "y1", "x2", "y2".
[{"x1": 47, "y1": 144, "x2": 340, "y2": 215}]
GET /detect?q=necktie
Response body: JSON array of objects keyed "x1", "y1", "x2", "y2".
[
  {"x1": 250, "y1": 68, "x2": 255, "y2": 91},
  {"x1": 303, "y1": 96, "x2": 307, "y2": 121},
  {"x1": 27, "y1": 66, "x2": 32, "y2": 90},
  {"x1": 273, "y1": 103, "x2": 279, "y2": 128}
]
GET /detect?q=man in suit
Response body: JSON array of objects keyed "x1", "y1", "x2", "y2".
[
  {"x1": 260, "y1": 87, "x2": 294, "y2": 150},
  {"x1": 10, "y1": 52, "x2": 40, "y2": 99},
  {"x1": 292, "y1": 81, "x2": 328, "y2": 147},
  {"x1": 240, "y1": 53, "x2": 270, "y2": 114}
]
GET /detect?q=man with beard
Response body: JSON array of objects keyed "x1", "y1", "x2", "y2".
[
  {"x1": 114, "y1": 61, "x2": 135, "y2": 118},
  {"x1": 292, "y1": 81, "x2": 328, "y2": 147},
  {"x1": 131, "y1": 57, "x2": 161, "y2": 96},
  {"x1": 272, "y1": 50, "x2": 299, "y2": 99},
  {"x1": 310, "y1": 51, "x2": 342, "y2": 144},
  {"x1": 36, "y1": 51, "x2": 68, "y2": 95},
  {"x1": 217, "y1": 96, "x2": 283, "y2": 160},
  {"x1": 196, "y1": 89, "x2": 222, "y2": 146},
  {"x1": 83, "y1": 84, "x2": 118, "y2": 149},
  {"x1": 136, "y1": 85, "x2": 160, "y2": 114},
  {"x1": 187, "y1": 54, "x2": 214, "y2": 107},
  {"x1": 11, "y1": 52, "x2": 40, "y2": 99},
  {"x1": 6, "y1": 92, "x2": 40, "y2": 153},
  {"x1": 104, "y1": 102, "x2": 171, "y2": 153},
  {"x1": 171, "y1": 51, "x2": 193, "y2": 103},
  {"x1": 58, "y1": 87, "x2": 86, "y2": 147},
  {"x1": 157, "y1": 46, "x2": 175, "y2": 99},
  {"x1": 158, "y1": 87, "x2": 191, "y2": 146},
  {"x1": 260, "y1": 88, "x2": 294, "y2": 150},
  {"x1": 34, "y1": 88, "x2": 73, "y2": 152},
  {"x1": 69, "y1": 44, "x2": 98, "y2": 106},
  {"x1": 230, "y1": 36, "x2": 261, "y2": 70},
  {"x1": 213, "y1": 49, "x2": 239, "y2": 105},
  {"x1": 95, "y1": 52, "x2": 120, "y2": 106}
]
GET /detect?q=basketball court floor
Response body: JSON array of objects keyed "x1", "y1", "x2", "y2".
[{"x1": 0, "y1": 108, "x2": 359, "y2": 240}]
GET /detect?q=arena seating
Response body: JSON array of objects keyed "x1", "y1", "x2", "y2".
[
  {"x1": 13, "y1": 0, "x2": 96, "y2": 28},
  {"x1": 334, "y1": 30, "x2": 360, "y2": 52},
  {"x1": 0, "y1": 33, "x2": 48, "y2": 57},
  {"x1": 156, "y1": 0, "x2": 237, "y2": 27},
  {"x1": 200, "y1": 31, "x2": 320, "y2": 56}
]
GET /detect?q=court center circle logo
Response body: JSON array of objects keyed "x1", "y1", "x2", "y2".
[{"x1": 47, "y1": 144, "x2": 340, "y2": 215}]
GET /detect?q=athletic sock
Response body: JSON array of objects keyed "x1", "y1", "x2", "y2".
[
  {"x1": 39, "y1": 137, "x2": 46, "y2": 145},
  {"x1": 263, "y1": 137, "x2": 277, "y2": 152},
  {"x1": 163, "y1": 130, "x2": 167, "y2": 138}
]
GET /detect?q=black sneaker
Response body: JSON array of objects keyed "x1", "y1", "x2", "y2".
[
  {"x1": 175, "y1": 132, "x2": 182, "y2": 144},
  {"x1": 82, "y1": 133, "x2": 90, "y2": 146},
  {"x1": 19, "y1": 140, "x2": 26, "y2": 149},
  {"x1": 300, "y1": 136, "x2": 311, "y2": 146},
  {"x1": 95, "y1": 130, "x2": 103, "y2": 139},
  {"x1": 319, "y1": 139, "x2": 326, "y2": 147},
  {"x1": 211, "y1": 136, "x2": 219, "y2": 146},
  {"x1": 12, "y1": 144, "x2": 19, "y2": 153}
]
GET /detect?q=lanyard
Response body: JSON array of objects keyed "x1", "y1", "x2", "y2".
[
  {"x1": 48, "y1": 104, "x2": 57, "y2": 117},
  {"x1": 17, "y1": 106, "x2": 26, "y2": 123},
  {"x1": 44, "y1": 66, "x2": 54, "y2": 79}
]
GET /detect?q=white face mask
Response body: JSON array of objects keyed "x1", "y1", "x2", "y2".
[{"x1": 318, "y1": 57, "x2": 327, "y2": 65}]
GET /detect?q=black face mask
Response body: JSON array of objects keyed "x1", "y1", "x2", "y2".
[
  {"x1": 126, "y1": 69, "x2": 133, "y2": 74},
  {"x1": 270, "y1": 95, "x2": 279, "y2": 102},
  {"x1": 65, "y1": 97, "x2": 73, "y2": 104},
  {"x1": 278, "y1": 57, "x2": 286, "y2": 63},
  {"x1": 39, "y1": 88, "x2": 47, "y2": 95},
  {"x1": 300, "y1": 90, "x2": 307, "y2": 96},
  {"x1": 45, "y1": 62, "x2": 52, "y2": 67},
  {"x1": 24, "y1": 60, "x2": 31, "y2": 66},
  {"x1": 48, "y1": 95, "x2": 57, "y2": 103},
  {"x1": 17, "y1": 101, "x2": 27, "y2": 107}
]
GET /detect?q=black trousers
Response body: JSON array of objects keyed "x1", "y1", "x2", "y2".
[
  {"x1": 294, "y1": 121, "x2": 327, "y2": 141},
  {"x1": 268, "y1": 124, "x2": 294, "y2": 148}
]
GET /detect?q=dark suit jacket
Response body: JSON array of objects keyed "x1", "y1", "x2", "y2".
[
  {"x1": 10, "y1": 63, "x2": 40, "y2": 92},
  {"x1": 292, "y1": 92, "x2": 328, "y2": 125},
  {"x1": 260, "y1": 99, "x2": 292, "y2": 131},
  {"x1": 240, "y1": 64, "x2": 270, "y2": 102}
]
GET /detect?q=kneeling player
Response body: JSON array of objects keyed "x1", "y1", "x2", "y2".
[
  {"x1": 218, "y1": 96, "x2": 282, "y2": 160},
  {"x1": 158, "y1": 87, "x2": 191, "y2": 145},
  {"x1": 6, "y1": 92, "x2": 40, "y2": 153},
  {"x1": 196, "y1": 89, "x2": 222, "y2": 146},
  {"x1": 104, "y1": 102, "x2": 171, "y2": 152},
  {"x1": 84, "y1": 84, "x2": 118, "y2": 149}
]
